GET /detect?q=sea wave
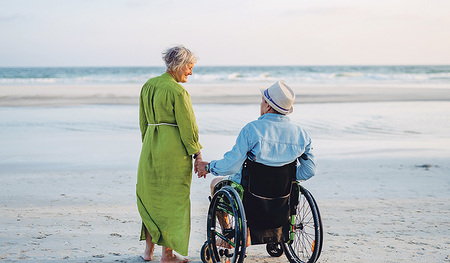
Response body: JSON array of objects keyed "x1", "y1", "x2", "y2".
[{"x1": 1, "y1": 65, "x2": 449, "y2": 86}]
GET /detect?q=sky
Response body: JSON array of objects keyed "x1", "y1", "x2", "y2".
[{"x1": 1, "y1": 0, "x2": 450, "y2": 67}]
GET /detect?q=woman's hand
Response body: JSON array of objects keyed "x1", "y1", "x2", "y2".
[
  {"x1": 193, "y1": 151, "x2": 203, "y2": 173},
  {"x1": 196, "y1": 159, "x2": 210, "y2": 178}
]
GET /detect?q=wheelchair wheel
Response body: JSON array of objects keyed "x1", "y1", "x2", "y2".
[
  {"x1": 266, "y1": 243, "x2": 284, "y2": 257},
  {"x1": 283, "y1": 185, "x2": 322, "y2": 263},
  {"x1": 310, "y1": 190, "x2": 324, "y2": 260},
  {"x1": 207, "y1": 186, "x2": 247, "y2": 263},
  {"x1": 201, "y1": 241, "x2": 212, "y2": 263}
]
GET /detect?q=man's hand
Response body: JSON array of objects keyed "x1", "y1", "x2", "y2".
[{"x1": 196, "y1": 159, "x2": 210, "y2": 178}]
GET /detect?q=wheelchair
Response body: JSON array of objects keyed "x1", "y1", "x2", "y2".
[{"x1": 200, "y1": 159, "x2": 323, "y2": 263}]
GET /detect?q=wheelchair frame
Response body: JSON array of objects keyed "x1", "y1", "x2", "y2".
[{"x1": 201, "y1": 179, "x2": 323, "y2": 263}]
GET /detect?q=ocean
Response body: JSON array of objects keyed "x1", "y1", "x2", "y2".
[
  {"x1": 1, "y1": 65, "x2": 450, "y2": 86},
  {"x1": 1, "y1": 65, "x2": 449, "y2": 173}
]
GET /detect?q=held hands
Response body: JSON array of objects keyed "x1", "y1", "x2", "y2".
[
  {"x1": 193, "y1": 153, "x2": 202, "y2": 174},
  {"x1": 195, "y1": 158, "x2": 210, "y2": 179},
  {"x1": 193, "y1": 151, "x2": 210, "y2": 178}
]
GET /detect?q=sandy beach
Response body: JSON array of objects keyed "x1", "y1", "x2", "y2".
[{"x1": 1, "y1": 83, "x2": 449, "y2": 262}]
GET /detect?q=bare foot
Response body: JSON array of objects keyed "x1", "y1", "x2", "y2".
[
  {"x1": 141, "y1": 227, "x2": 155, "y2": 261},
  {"x1": 140, "y1": 239, "x2": 155, "y2": 261},
  {"x1": 141, "y1": 251, "x2": 153, "y2": 261},
  {"x1": 161, "y1": 246, "x2": 188, "y2": 263},
  {"x1": 160, "y1": 254, "x2": 188, "y2": 263}
]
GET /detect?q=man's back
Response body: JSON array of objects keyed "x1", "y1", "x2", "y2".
[
  {"x1": 244, "y1": 113, "x2": 311, "y2": 166},
  {"x1": 196, "y1": 81, "x2": 317, "y2": 183},
  {"x1": 209, "y1": 113, "x2": 316, "y2": 182}
]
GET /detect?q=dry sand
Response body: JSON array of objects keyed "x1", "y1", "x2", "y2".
[{"x1": 0, "y1": 84, "x2": 449, "y2": 262}]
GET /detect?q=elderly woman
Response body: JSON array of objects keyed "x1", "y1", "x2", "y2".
[{"x1": 137, "y1": 45, "x2": 202, "y2": 262}]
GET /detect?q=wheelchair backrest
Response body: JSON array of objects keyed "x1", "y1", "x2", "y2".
[
  {"x1": 242, "y1": 159, "x2": 296, "y2": 199},
  {"x1": 241, "y1": 159, "x2": 297, "y2": 244}
]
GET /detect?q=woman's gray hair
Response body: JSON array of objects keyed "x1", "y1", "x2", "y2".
[{"x1": 162, "y1": 45, "x2": 197, "y2": 72}]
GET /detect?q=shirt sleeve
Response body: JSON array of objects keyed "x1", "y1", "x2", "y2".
[
  {"x1": 209, "y1": 127, "x2": 250, "y2": 176},
  {"x1": 296, "y1": 138, "x2": 317, "y2": 181},
  {"x1": 139, "y1": 88, "x2": 148, "y2": 142},
  {"x1": 174, "y1": 90, "x2": 202, "y2": 156}
]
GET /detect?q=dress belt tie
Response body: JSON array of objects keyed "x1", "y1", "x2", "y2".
[{"x1": 147, "y1": 123, "x2": 178, "y2": 127}]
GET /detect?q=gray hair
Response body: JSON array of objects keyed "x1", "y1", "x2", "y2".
[{"x1": 162, "y1": 45, "x2": 197, "y2": 72}]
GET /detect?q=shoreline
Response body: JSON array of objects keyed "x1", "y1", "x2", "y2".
[{"x1": 1, "y1": 83, "x2": 450, "y2": 106}]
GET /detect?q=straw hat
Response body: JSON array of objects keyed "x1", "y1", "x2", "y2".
[{"x1": 261, "y1": 81, "x2": 295, "y2": 115}]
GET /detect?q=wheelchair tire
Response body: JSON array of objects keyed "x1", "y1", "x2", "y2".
[
  {"x1": 201, "y1": 241, "x2": 212, "y2": 263},
  {"x1": 207, "y1": 186, "x2": 247, "y2": 263},
  {"x1": 283, "y1": 185, "x2": 322, "y2": 263},
  {"x1": 310, "y1": 189, "x2": 324, "y2": 260},
  {"x1": 266, "y1": 243, "x2": 284, "y2": 257}
]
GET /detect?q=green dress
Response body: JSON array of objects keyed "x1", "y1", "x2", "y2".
[{"x1": 137, "y1": 72, "x2": 202, "y2": 256}]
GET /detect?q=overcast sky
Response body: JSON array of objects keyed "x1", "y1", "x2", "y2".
[{"x1": 1, "y1": 0, "x2": 449, "y2": 67}]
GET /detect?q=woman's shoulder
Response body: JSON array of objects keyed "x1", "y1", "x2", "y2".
[{"x1": 144, "y1": 73, "x2": 185, "y2": 95}]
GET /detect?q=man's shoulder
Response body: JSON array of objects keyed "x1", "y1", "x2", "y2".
[
  {"x1": 242, "y1": 119, "x2": 263, "y2": 130},
  {"x1": 244, "y1": 116, "x2": 307, "y2": 136},
  {"x1": 247, "y1": 115, "x2": 297, "y2": 127},
  {"x1": 241, "y1": 117, "x2": 292, "y2": 132}
]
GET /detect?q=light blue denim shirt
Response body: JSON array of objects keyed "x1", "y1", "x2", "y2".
[{"x1": 209, "y1": 113, "x2": 317, "y2": 183}]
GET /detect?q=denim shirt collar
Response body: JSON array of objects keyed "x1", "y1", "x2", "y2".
[{"x1": 258, "y1": 113, "x2": 290, "y2": 122}]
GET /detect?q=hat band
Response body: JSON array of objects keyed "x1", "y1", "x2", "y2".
[{"x1": 264, "y1": 89, "x2": 290, "y2": 112}]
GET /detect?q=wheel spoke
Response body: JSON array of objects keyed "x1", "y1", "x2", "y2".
[
  {"x1": 206, "y1": 187, "x2": 246, "y2": 263},
  {"x1": 284, "y1": 187, "x2": 321, "y2": 263}
]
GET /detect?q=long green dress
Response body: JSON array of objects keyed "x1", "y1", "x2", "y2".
[{"x1": 137, "y1": 72, "x2": 202, "y2": 256}]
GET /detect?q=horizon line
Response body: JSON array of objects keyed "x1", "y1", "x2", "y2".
[{"x1": 1, "y1": 63, "x2": 450, "y2": 68}]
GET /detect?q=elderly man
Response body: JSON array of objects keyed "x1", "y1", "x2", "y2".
[{"x1": 196, "y1": 81, "x2": 316, "y2": 191}]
